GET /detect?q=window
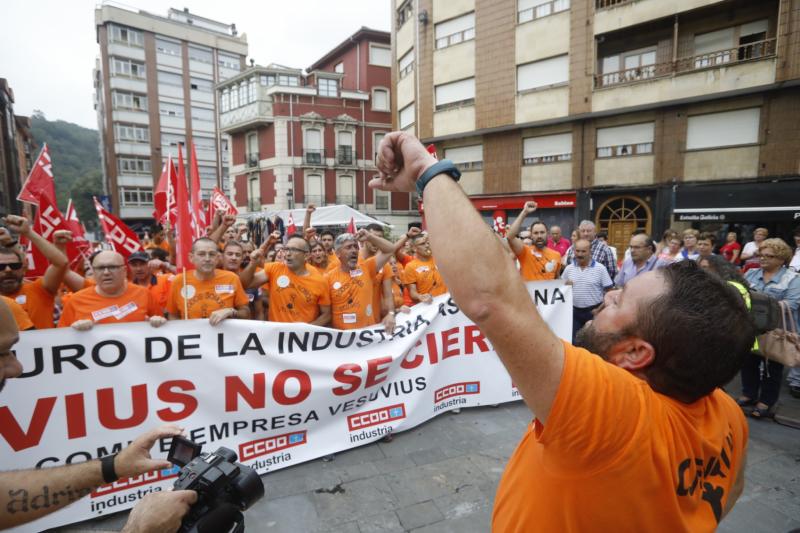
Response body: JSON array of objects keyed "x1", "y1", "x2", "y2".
[
  {"x1": 248, "y1": 175, "x2": 260, "y2": 212},
  {"x1": 190, "y1": 77, "x2": 213, "y2": 92},
  {"x1": 374, "y1": 189, "x2": 389, "y2": 210},
  {"x1": 517, "y1": 54, "x2": 569, "y2": 91},
  {"x1": 246, "y1": 133, "x2": 258, "y2": 166},
  {"x1": 158, "y1": 70, "x2": 183, "y2": 87},
  {"x1": 220, "y1": 89, "x2": 229, "y2": 112},
  {"x1": 218, "y1": 53, "x2": 240, "y2": 70},
  {"x1": 198, "y1": 165, "x2": 216, "y2": 180},
  {"x1": 278, "y1": 74, "x2": 299, "y2": 86},
  {"x1": 231, "y1": 84, "x2": 239, "y2": 108},
  {"x1": 337, "y1": 131, "x2": 354, "y2": 165},
  {"x1": 600, "y1": 47, "x2": 657, "y2": 86},
  {"x1": 189, "y1": 46, "x2": 213, "y2": 64},
  {"x1": 114, "y1": 123, "x2": 149, "y2": 143},
  {"x1": 686, "y1": 108, "x2": 760, "y2": 150},
  {"x1": 304, "y1": 129, "x2": 324, "y2": 164},
  {"x1": 191, "y1": 106, "x2": 214, "y2": 122},
  {"x1": 337, "y1": 175, "x2": 355, "y2": 206},
  {"x1": 118, "y1": 157, "x2": 151, "y2": 175},
  {"x1": 156, "y1": 38, "x2": 181, "y2": 57},
  {"x1": 120, "y1": 187, "x2": 154, "y2": 206},
  {"x1": 335, "y1": 62, "x2": 344, "y2": 74},
  {"x1": 596, "y1": 122, "x2": 654, "y2": 158},
  {"x1": 372, "y1": 88, "x2": 389, "y2": 111},
  {"x1": 445, "y1": 144, "x2": 483, "y2": 171},
  {"x1": 109, "y1": 24, "x2": 143, "y2": 47},
  {"x1": 261, "y1": 74, "x2": 275, "y2": 86},
  {"x1": 161, "y1": 133, "x2": 186, "y2": 152},
  {"x1": 435, "y1": 78, "x2": 475, "y2": 110},
  {"x1": 194, "y1": 135, "x2": 216, "y2": 153},
  {"x1": 159, "y1": 101, "x2": 184, "y2": 117},
  {"x1": 523, "y1": 133, "x2": 572, "y2": 164},
  {"x1": 399, "y1": 49, "x2": 415, "y2": 79},
  {"x1": 305, "y1": 174, "x2": 323, "y2": 205},
  {"x1": 112, "y1": 91, "x2": 147, "y2": 111},
  {"x1": 373, "y1": 132, "x2": 387, "y2": 159},
  {"x1": 369, "y1": 45, "x2": 392, "y2": 67},
  {"x1": 693, "y1": 20, "x2": 770, "y2": 68},
  {"x1": 435, "y1": 13, "x2": 475, "y2": 50},
  {"x1": 518, "y1": 0, "x2": 570, "y2": 24},
  {"x1": 399, "y1": 103, "x2": 415, "y2": 129},
  {"x1": 112, "y1": 58, "x2": 145, "y2": 79},
  {"x1": 397, "y1": 0, "x2": 413, "y2": 28},
  {"x1": 318, "y1": 78, "x2": 338, "y2": 97},
  {"x1": 248, "y1": 77, "x2": 257, "y2": 102}
]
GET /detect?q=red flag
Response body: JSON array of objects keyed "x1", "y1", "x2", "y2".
[
  {"x1": 154, "y1": 156, "x2": 178, "y2": 225},
  {"x1": 426, "y1": 144, "x2": 439, "y2": 161},
  {"x1": 64, "y1": 199, "x2": 91, "y2": 266},
  {"x1": 174, "y1": 145, "x2": 194, "y2": 270},
  {"x1": 208, "y1": 186, "x2": 238, "y2": 223},
  {"x1": 189, "y1": 141, "x2": 207, "y2": 237},
  {"x1": 93, "y1": 197, "x2": 143, "y2": 259},
  {"x1": 347, "y1": 217, "x2": 356, "y2": 235},
  {"x1": 18, "y1": 144, "x2": 57, "y2": 206},
  {"x1": 286, "y1": 212, "x2": 297, "y2": 236}
]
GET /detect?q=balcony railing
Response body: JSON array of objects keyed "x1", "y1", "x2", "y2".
[
  {"x1": 595, "y1": 38, "x2": 777, "y2": 88},
  {"x1": 304, "y1": 195, "x2": 324, "y2": 206},
  {"x1": 596, "y1": 0, "x2": 635, "y2": 9},
  {"x1": 596, "y1": 142, "x2": 653, "y2": 158},
  {"x1": 336, "y1": 195, "x2": 356, "y2": 207},
  {"x1": 303, "y1": 149, "x2": 326, "y2": 166},
  {"x1": 247, "y1": 152, "x2": 259, "y2": 167},
  {"x1": 523, "y1": 153, "x2": 572, "y2": 166},
  {"x1": 335, "y1": 148, "x2": 355, "y2": 166},
  {"x1": 436, "y1": 27, "x2": 475, "y2": 50}
]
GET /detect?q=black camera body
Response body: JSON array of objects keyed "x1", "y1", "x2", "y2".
[{"x1": 168, "y1": 436, "x2": 264, "y2": 533}]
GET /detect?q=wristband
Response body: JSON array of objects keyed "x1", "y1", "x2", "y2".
[
  {"x1": 229, "y1": 308, "x2": 237, "y2": 318},
  {"x1": 101, "y1": 453, "x2": 119, "y2": 483},
  {"x1": 415, "y1": 159, "x2": 461, "y2": 196}
]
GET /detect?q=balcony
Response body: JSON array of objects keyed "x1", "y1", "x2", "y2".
[
  {"x1": 304, "y1": 195, "x2": 324, "y2": 206},
  {"x1": 219, "y1": 100, "x2": 274, "y2": 134},
  {"x1": 595, "y1": 0, "x2": 633, "y2": 8},
  {"x1": 336, "y1": 195, "x2": 356, "y2": 207},
  {"x1": 594, "y1": 38, "x2": 777, "y2": 89},
  {"x1": 335, "y1": 147, "x2": 355, "y2": 166},
  {"x1": 247, "y1": 152, "x2": 259, "y2": 168},
  {"x1": 303, "y1": 149, "x2": 326, "y2": 166}
]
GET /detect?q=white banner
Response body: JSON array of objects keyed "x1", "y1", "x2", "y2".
[{"x1": 1, "y1": 281, "x2": 571, "y2": 532}]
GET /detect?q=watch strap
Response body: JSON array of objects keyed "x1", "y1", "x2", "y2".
[
  {"x1": 101, "y1": 453, "x2": 119, "y2": 483},
  {"x1": 416, "y1": 159, "x2": 461, "y2": 196}
]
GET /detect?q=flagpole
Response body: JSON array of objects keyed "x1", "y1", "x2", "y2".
[{"x1": 182, "y1": 267, "x2": 188, "y2": 319}]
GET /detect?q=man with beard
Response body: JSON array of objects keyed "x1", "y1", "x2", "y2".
[
  {"x1": 166, "y1": 237, "x2": 250, "y2": 324},
  {"x1": 0, "y1": 216, "x2": 69, "y2": 329},
  {"x1": 562, "y1": 239, "x2": 614, "y2": 340},
  {"x1": 241, "y1": 233, "x2": 331, "y2": 325},
  {"x1": 371, "y1": 131, "x2": 752, "y2": 531},
  {"x1": 0, "y1": 299, "x2": 197, "y2": 531},
  {"x1": 403, "y1": 233, "x2": 447, "y2": 303},
  {"x1": 507, "y1": 201, "x2": 561, "y2": 281},
  {"x1": 326, "y1": 231, "x2": 394, "y2": 330},
  {"x1": 58, "y1": 251, "x2": 165, "y2": 330}
]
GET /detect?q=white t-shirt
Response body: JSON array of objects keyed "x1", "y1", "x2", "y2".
[
  {"x1": 790, "y1": 248, "x2": 800, "y2": 272},
  {"x1": 742, "y1": 241, "x2": 759, "y2": 259}
]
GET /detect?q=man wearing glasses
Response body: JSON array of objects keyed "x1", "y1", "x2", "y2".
[
  {"x1": 167, "y1": 237, "x2": 250, "y2": 324},
  {"x1": 614, "y1": 233, "x2": 667, "y2": 288},
  {"x1": 241, "y1": 233, "x2": 331, "y2": 325},
  {"x1": 58, "y1": 251, "x2": 165, "y2": 330},
  {"x1": 0, "y1": 215, "x2": 69, "y2": 329}
]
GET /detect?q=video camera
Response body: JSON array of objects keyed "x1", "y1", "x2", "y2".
[{"x1": 168, "y1": 436, "x2": 265, "y2": 533}]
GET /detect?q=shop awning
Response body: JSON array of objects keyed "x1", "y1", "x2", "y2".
[{"x1": 673, "y1": 181, "x2": 800, "y2": 223}]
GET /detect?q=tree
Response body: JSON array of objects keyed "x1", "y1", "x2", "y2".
[{"x1": 69, "y1": 169, "x2": 104, "y2": 232}]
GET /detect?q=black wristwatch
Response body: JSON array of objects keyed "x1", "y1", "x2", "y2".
[
  {"x1": 416, "y1": 159, "x2": 461, "y2": 196},
  {"x1": 101, "y1": 453, "x2": 119, "y2": 483}
]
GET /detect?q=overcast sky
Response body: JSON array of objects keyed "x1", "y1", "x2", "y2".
[{"x1": 1, "y1": 0, "x2": 390, "y2": 129}]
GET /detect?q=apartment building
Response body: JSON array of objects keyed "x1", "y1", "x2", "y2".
[
  {"x1": 217, "y1": 28, "x2": 417, "y2": 230},
  {"x1": 94, "y1": 4, "x2": 247, "y2": 228},
  {"x1": 0, "y1": 79, "x2": 36, "y2": 218},
  {"x1": 392, "y1": 0, "x2": 800, "y2": 251}
]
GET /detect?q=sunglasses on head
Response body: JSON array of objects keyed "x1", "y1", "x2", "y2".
[{"x1": 0, "y1": 262, "x2": 23, "y2": 271}]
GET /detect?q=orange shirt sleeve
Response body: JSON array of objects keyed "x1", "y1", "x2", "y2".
[
  {"x1": 318, "y1": 276, "x2": 331, "y2": 306},
  {"x1": 166, "y1": 274, "x2": 183, "y2": 315},
  {"x1": 57, "y1": 298, "x2": 76, "y2": 328},
  {"x1": 403, "y1": 261, "x2": 417, "y2": 286},
  {"x1": 232, "y1": 275, "x2": 249, "y2": 308},
  {"x1": 2, "y1": 296, "x2": 34, "y2": 330},
  {"x1": 146, "y1": 289, "x2": 162, "y2": 317}
]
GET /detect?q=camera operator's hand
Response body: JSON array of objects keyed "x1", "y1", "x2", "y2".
[
  {"x1": 115, "y1": 424, "x2": 183, "y2": 480},
  {"x1": 122, "y1": 489, "x2": 197, "y2": 533}
]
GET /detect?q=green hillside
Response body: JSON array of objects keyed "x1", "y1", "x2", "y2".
[{"x1": 30, "y1": 111, "x2": 103, "y2": 230}]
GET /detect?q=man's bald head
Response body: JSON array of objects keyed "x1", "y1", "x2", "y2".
[
  {"x1": 0, "y1": 298, "x2": 21, "y2": 393},
  {"x1": 91, "y1": 250, "x2": 125, "y2": 266}
]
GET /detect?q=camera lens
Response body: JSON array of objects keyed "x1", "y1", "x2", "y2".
[
  {"x1": 233, "y1": 468, "x2": 265, "y2": 510},
  {"x1": 214, "y1": 447, "x2": 239, "y2": 463}
]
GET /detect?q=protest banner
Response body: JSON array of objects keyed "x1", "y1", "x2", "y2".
[{"x1": 1, "y1": 281, "x2": 571, "y2": 532}]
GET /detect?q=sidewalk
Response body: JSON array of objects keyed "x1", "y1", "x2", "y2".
[{"x1": 51, "y1": 373, "x2": 800, "y2": 533}]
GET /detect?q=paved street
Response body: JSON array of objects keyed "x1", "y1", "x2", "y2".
[{"x1": 53, "y1": 377, "x2": 800, "y2": 533}]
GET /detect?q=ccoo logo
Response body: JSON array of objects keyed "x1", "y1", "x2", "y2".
[
  {"x1": 434, "y1": 381, "x2": 480, "y2": 402},
  {"x1": 347, "y1": 404, "x2": 406, "y2": 431}
]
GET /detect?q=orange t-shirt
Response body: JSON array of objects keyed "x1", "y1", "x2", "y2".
[
  {"x1": 390, "y1": 282, "x2": 404, "y2": 309},
  {"x1": 58, "y1": 283, "x2": 161, "y2": 327},
  {"x1": 8, "y1": 278, "x2": 56, "y2": 330},
  {"x1": 167, "y1": 269, "x2": 249, "y2": 319},
  {"x1": 134, "y1": 274, "x2": 172, "y2": 312},
  {"x1": 145, "y1": 240, "x2": 170, "y2": 253},
  {"x1": 2, "y1": 295, "x2": 34, "y2": 330},
  {"x1": 403, "y1": 257, "x2": 447, "y2": 297},
  {"x1": 516, "y1": 244, "x2": 561, "y2": 281},
  {"x1": 326, "y1": 253, "x2": 341, "y2": 272},
  {"x1": 326, "y1": 256, "x2": 379, "y2": 330},
  {"x1": 492, "y1": 342, "x2": 747, "y2": 532},
  {"x1": 359, "y1": 255, "x2": 391, "y2": 319},
  {"x1": 261, "y1": 262, "x2": 330, "y2": 323}
]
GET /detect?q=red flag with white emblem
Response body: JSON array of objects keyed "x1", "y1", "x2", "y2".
[
  {"x1": 173, "y1": 146, "x2": 194, "y2": 270},
  {"x1": 18, "y1": 144, "x2": 57, "y2": 206},
  {"x1": 189, "y1": 141, "x2": 207, "y2": 237},
  {"x1": 94, "y1": 197, "x2": 143, "y2": 259},
  {"x1": 347, "y1": 217, "x2": 356, "y2": 235},
  {"x1": 208, "y1": 186, "x2": 238, "y2": 223},
  {"x1": 286, "y1": 212, "x2": 297, "y2": 236},
  {"x1": 154, "y1": 156, "x2": 178, "y2": 225}
]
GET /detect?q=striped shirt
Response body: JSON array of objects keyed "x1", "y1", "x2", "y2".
[
  {"x1": 562, "y1": 260, "x2": 614, "y2": 308},
  {"x1": 565, "y1": 239, "x2": 618, "y2": 279}
]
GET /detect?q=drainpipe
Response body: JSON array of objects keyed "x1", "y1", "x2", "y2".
[
  {"x1": 361, "y1": 99, "x2": 366, "y2": 210},
  {"x1": 289, "y1": 94, "x2": 295, "y2": 209}
]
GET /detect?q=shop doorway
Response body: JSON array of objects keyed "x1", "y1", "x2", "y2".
[{"x1": 595, "y1": 195, "x2": 652, "y2": 252}]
